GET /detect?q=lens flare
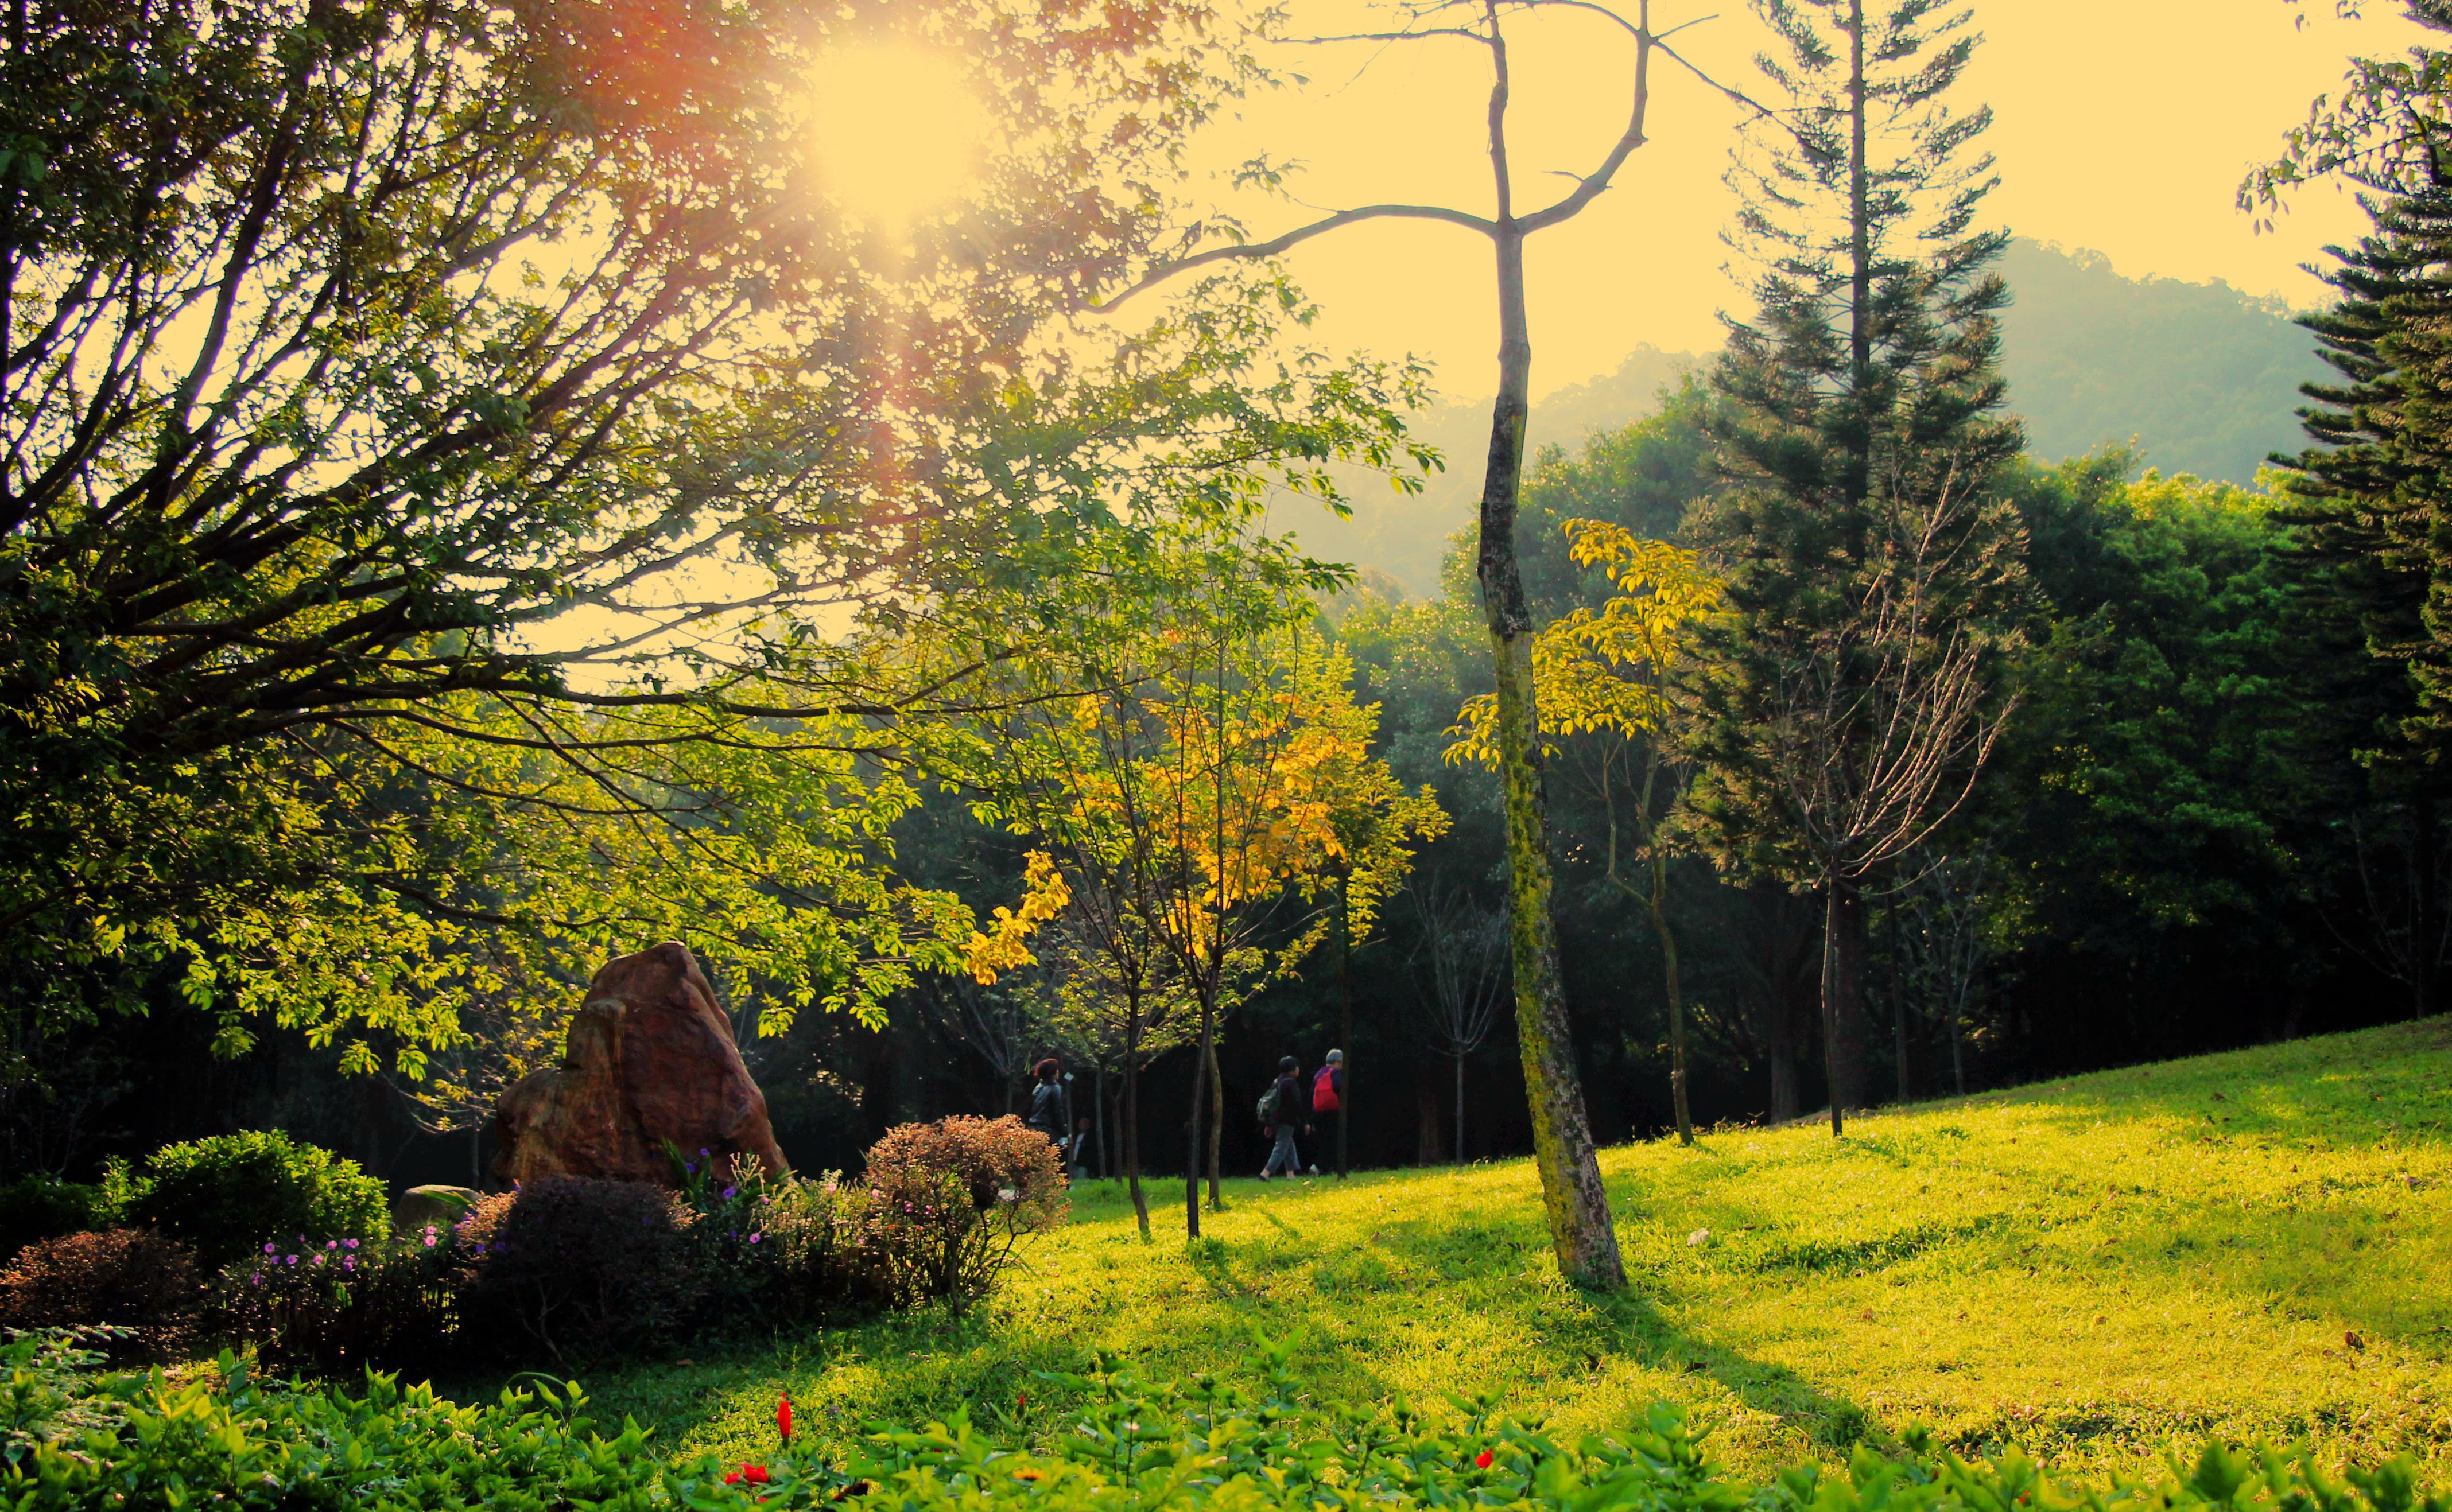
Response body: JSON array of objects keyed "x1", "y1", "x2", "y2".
[{"x1": 802, "y1": 45, "x2": 988, "y2": 224}]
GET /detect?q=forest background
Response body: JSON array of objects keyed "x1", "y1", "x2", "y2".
[{"x1": 2, "y1": 0, "x2": 2438, "y2": 1200}]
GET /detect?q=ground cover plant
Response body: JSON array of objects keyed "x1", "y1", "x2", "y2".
[
  {"x1": 560, "y1": 1021, "x2": 2452, "y2": 1486},
  {"x1": 10, "y1": 1324, "x2": 2452, "y2": 1512}
]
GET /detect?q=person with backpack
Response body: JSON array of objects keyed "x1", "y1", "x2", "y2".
[
  {"x1": 1258, "y1": 1055, "x2": 1309, "y2": 1179},
  {"x1": 1312, "y1": 1050, "x2": 1344, "y2": 1174},
  {"x1": 1026, "y1": 1059, "x2": 1069, "y2": 1157}
]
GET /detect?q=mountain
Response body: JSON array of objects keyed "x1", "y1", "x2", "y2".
[
  {"x1": 1290, "y1": 240, "x2": 2327, "y2": 597},
  {"x1": 1996, "y1": 239, "x2": 2325, "y2": 484}
]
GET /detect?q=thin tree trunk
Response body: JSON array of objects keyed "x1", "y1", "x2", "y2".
[
  {"x1": 1185, "y1": 1000, "x2": 1214, "y2": 1238},
  {"x1": 1477, "y1": 203, "x2": 1625, "y2": 1287},
  {"x1": 1647, "y1": 891, "x2": 1693, "y2": 1145},
  {"x1": 1454, "y1": 1051, "x2": 1466, "y2": 1165},
  {"x1": 1890, "y1": 904, "x2": 1910, "y2": 1102},
  {"x1": 1337, "y1": 888, "x2": 1352, "y2": 1177},
  {"x1": 1205, "y1": 1039, "x2": 1223, "y2": 1210},
  {"x1": 1949, "y1": 985, "x2": 1968, "y2": 1097},
  {"x1": 2415, "y1": 795, "x2": 2439, "y2": 1021},
  {"x1": 1094, "y1": 1064, "x2": 1109, "y2": 1182},
  {"x1": 1613, "y1": 748, "x2": 1690, "y2": 1145},
  {"x1": 1126, "y1": 1017, "x2": 1149, "y2": 1239},
  {"x1": 1821, "y1": 878, "x2": 1869, "y2": 1133}
]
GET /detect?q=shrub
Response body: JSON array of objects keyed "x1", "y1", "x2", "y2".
[
  {"x1": 0, "y1": 1229, "x2": 204, "y2": 1362},
  {"x1": 676, "y1": 1156, "x2": 889, "y2": 1328},
  {"x1": 0, "y1": 1174, "x2": 98, "y2": 1262},
  {"x1": 216, "y1": 1223, "x2": 457, "y2": 1379},
  {"x1": 862, "y1": 1114, "x2": 1065, "y2": 1312},
  {"x1": 101, "y1": 1129, "x2": 389, "y2": 1269},
  {"x1": 449, "y1": 1176, "x2": 701, "y2": 1363}
]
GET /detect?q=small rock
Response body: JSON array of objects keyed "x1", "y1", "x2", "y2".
[
  {"x1": 1686, "y1": 1228, "x2": 1710, "y2": 1247},
  {"x1": 2345, "y1": 1330, "x2": 2366, "y2": 1351},
  {"x1": 1859, "y1": 1308, "x2": 1876, "y2": 1322}
]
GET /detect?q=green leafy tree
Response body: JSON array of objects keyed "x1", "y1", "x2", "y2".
[{"x1": 0, "y1": 0, "x2": 1428, "y2": 1077}]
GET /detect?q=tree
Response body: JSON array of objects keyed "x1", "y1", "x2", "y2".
[
  {"x1": 1452, "y1": 521, "x2": 1722, "y2": 1144},
  {"x1": 1093, "y1": 0, "x2": 1776, "y2": 1286},
  {"x1": 1410, "y1": 879, "x2": 1509, "y2": 1163},
  {"x1": 2272, "y1": 170, "x2": 2452, "y2": 1020},
  {"x1": 1685, "y1": 0, "x2": 2026, "y2": 1135},
  {"x1": 966, "y1": 535, "x2": 1442, "y2": 1235},
  {"x1": 1036, "y1": 893, "x2": 1199, "y2": 1230},
  {"x1": 0, "y1": 0, "x2": 1425, "y2": 1072}
]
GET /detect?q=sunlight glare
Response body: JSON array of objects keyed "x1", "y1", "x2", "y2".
[{"x1": 802, "y1": 45, "x2": 989, "y2": 224}]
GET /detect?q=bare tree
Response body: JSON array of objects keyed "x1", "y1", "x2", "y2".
[
  {"x1": 918, "y1": 971, "x2": 1060, "y2": 1117},
  {"x1": 2325, "y1": 804, "x2": 2452, "y2": 1021},
  {"x1": 1903, "y1": 846, "x2": 1996, "y2": 1097},
  {"x1": 1413, "y1": 880, "x2": 1511, "y2": 1164},
  {"x1": 1751, "y1": 463, "x2": 2021, "y2": 1134},
  {"x1": 1092, "y1": 0, "x2": 1776, "y2": 1286}
]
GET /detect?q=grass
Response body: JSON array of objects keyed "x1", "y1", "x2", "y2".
[{"x1": 570, "y1": 1019, "x2": 2452, "y2": 1486}]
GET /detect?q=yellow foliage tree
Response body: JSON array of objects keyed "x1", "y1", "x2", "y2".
[{"x1": 973, "y1": 545, "x2": 1443, "y2": 1237}]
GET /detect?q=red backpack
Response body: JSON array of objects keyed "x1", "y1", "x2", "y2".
[{"x1": 1312, "y1": 1065, "x2": 1341, "y2": 1113}]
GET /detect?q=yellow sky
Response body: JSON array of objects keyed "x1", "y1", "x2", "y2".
[{"x1": 1190, "y1": 0, "x2": 2430, "y2": 400}]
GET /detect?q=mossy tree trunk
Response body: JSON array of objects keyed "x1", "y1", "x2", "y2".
[{"x1": 1480, "y1": 201, "x2": 1624, "y2": 1285}]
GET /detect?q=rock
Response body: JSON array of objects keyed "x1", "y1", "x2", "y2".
[
  {"x1": 488, "y1": 943, "x2": 789, "y2": 1189},
  {"x1": 392, "y1": 1185, "x2": 479, "y2": 1234}
]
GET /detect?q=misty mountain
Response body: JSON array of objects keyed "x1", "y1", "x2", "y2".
[{"x1": 1290, "y1": 239, "x2": 2329, "y2": 597}]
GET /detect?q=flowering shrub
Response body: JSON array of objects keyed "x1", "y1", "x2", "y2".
[
  {"x1": 0, "y1": 1229, "x2": 204, "y2": 1362},
  {"x1": 99, "y1": 1129, "x2": 390, "y2": 1269},
  {"x1": 7, "y1": 1333, "x2": 2449, "y2": 1512},
  {"x1": 449, "y1": 1175, "x2": 702, "y2": 1362},
  {"x1": 863, "y1": 1115, "x2": 1065, "y2": 1313},
  {"x1": 676, "y1": 1153, "x2": 894, "y2": 1327},
  {"x1": 217, "y1": 1226, "x2": 456, "y2": 1379}
]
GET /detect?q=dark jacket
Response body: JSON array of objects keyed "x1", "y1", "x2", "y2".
[
  {"x1": 1270, "y1": 1072, "x2": 1308, "y2": 1127},
  {"x1": 1027, "y1": 1079, "x2": 1068, "y2": 1136}
]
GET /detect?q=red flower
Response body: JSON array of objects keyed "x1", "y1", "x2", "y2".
[
  {"x1": 777, "y1": 1391, "x2": 794, "y2": 1447},
  {"x1": 1475, "y1": 1451, "x2": 1495, "y2": 1470},
  {"x1": 726, "y1": 1465, "x2": 772, "y2": 1485},
  {"x1": 1017, "y1": 1388, "x2": 1028, "y2": 1416}
]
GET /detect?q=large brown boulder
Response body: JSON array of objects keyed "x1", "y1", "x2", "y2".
[{"x1": 490, "y1": 943, "x2": 788, "y2": 1188}]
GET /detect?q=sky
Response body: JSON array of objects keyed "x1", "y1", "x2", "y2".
[{"x1": 1181, "y1": 0, "x2": 2432, "y2": 401}]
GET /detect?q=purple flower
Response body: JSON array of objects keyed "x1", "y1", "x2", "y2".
[
  {"x1": 748, "y1": 1233, "x2": 763, "y2": 1245},
  {"x1": 263, "y1": 1242, "x2": 276, "y2": 1255},
  {"x1": 343, "y1": 1258, "x2": 355, "y2": 1271},
  {"x1": 327, "y1": 1240, "x2": 337, "y2": 1250},
  {"x1": 721, "y1": 1185, "x2": 738, "y2": 1201},
  {"x1": 285, "y1": 1254, "x2": 298, "y2": 1265},
  {"x1": 422, "y1": 1233, "x2": 437, "y2": 1247},
  {"x1": 250, "y1": 1273, "x2": 263, "y2": 1285}
]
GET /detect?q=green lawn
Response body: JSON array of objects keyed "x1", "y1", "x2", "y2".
[{"x1": 575, "y1": 1019, "x2": 2452, "y2": 1485}]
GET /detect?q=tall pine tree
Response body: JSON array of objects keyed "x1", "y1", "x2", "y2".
[
  {"x1": 2279, "y1": 168, "x2": 2452, "y2": 1019},
  {"x1": 1686, "y1": 0, "x2": 2027, "y2": 1132}
]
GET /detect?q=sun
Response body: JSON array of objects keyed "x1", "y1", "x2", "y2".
[{"x1": 802, "y1": 45, "x2": 990, "y2": 225}]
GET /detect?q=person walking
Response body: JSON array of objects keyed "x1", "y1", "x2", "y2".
[
  {"x1": 1258, "y1": 1055, "x2": 1309, "y2": 1180},
  {"x1": 1312, "y1": 1049, "x2": 1345, "y2": 1173},
  {"x1": 1026, "y1": 1059, "x2": 1069, "y2": 1159}
]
